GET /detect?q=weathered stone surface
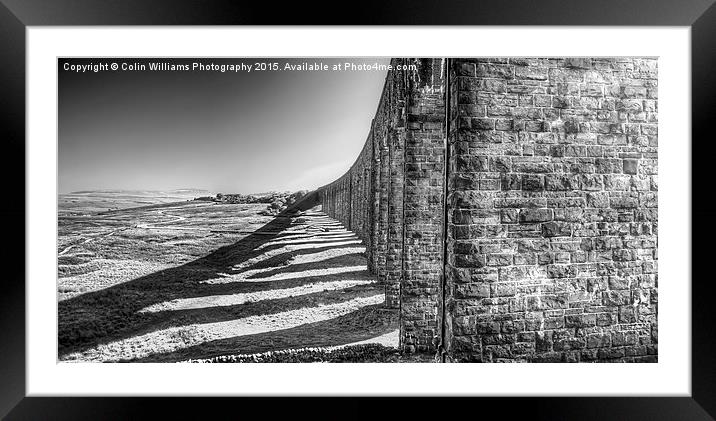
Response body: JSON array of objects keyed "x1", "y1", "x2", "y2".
[
  {"x1": 444, "y1": 57, "x2": 657, "y2": 363},
  {"x1": 319, "y1": 57, "x2": 658, "y2": 363},
  {"x1": 520, "y1": 208, "x2": 553, "y2": 223}
]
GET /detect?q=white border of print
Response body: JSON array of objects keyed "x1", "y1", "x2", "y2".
[{"x1": 27, "y1": 27, "x2": 690, "y2": 396}]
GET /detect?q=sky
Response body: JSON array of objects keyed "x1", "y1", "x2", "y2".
[{"x1": 58, "y1": 57, "x2": 391, "y2": 194}]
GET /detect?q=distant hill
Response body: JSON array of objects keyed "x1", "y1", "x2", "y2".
[
  {"x1": 66, "y1": 188, "x2": 212, "y2": 197},
  {"x1": 59, "y1": 189, "x2": 215, "y2": 213}
]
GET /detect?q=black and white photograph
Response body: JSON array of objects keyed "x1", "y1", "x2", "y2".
[
  {"x1": 3, "y1": 0, "x2": 712, "y2": 415},
  {"x1": 57, "y1": 57, "x2": 658, "y2": 364}
]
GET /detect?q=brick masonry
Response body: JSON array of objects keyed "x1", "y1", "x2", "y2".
[{"x1": 318, "y1": 57, "x2": 657, "y2": 362}]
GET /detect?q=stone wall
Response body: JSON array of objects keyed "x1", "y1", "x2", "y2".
[
  {"x1": 319, "y1": 58, "x2": 446, "y2": 353},
  {"x1": 401, "y1": 59, "x2": 446, "y2": 353},
  {"x1": 318, "y1": 57, "x2": 657, "y2": 362},
  {"x1": 444, "y1": 58, "x2": 658, "y2": 362}
]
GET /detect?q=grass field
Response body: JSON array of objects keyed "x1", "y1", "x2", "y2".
[{"x1": 58, "y1": 191, "x2": 400, "y2": 362}]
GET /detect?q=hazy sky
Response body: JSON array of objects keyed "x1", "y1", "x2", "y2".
[{"x1": 58, "y1": 57, "x2": 391, "y2": 194}]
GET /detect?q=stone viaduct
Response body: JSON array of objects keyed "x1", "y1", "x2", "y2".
[{"x1": 316, "y1": 58, "x2": 658, "y2": 362}]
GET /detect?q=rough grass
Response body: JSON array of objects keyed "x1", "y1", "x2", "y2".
[
  {"x1": 185, "y1": 343, "x2": 435, "y2": 363},
  {"x1": 57, "y1": 202, "x2": 270, "y2": 297},
  {"x1": 58, "y1": 199, "x2": 402, "y2": 362}
]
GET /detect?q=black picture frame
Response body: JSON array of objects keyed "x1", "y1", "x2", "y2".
[{"x1": 1, "y1": 0, "x2": 712, "y2": 419}]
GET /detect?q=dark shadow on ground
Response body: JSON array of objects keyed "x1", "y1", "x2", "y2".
[
  {"x1": 229, "y1": 242, "x2": 361, "y2": 271},
  {"x1": 244, "y1": 255, "x2": 368, "y2": 279},
  {"x1": 58, "y1": 192, "x2": 393, "y2": 360},
  {"x1": 129, "y1": 304, "x2": 398, "y2": 363}
]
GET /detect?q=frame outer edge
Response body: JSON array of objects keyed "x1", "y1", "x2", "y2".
[
  {"x1": 4, "y1": 0, "x2": 716, "y2": 418},
  {"x1": 0, "y1": 0, "x2": 714, "y2": 25},
  {"x1": 691, "y1": 1, "x2": 716, "y2": 419},
  {"x1": 0, "y1": 1, "x2": 27, "y2": 419}
]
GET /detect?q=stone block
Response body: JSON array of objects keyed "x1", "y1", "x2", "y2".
[
  {"x1": 623, "y1": 158, "x2": 639, "y2": 174},
  {"x1": 542, "y1": 221, "x2": 572, "y2": 237},
  {"x1": 520, "y1": 208, "x2": 553, "y2": 223},
  {"x1": 521, "y1": 175, "x2": 545, "y2": 191},
  {"x1": 456, "y1": 155, "x2": 489, "y2": 172}
]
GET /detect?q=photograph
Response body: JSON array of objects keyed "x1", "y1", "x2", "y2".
[{"x1": 57, "y1": 56, "x2": 658, "y2": 364}]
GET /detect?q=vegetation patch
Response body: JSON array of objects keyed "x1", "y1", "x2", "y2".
[{"x1": 185, "y1": 343, "x2": 412, "y2": 363}]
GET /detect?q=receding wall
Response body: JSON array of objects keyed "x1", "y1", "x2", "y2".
[
  {"x1": 319, "y1": 58, "x2": 446, "y2": 353},
  {"x1": 318, "y1": 57, "x2": 658, "y2": 362}
]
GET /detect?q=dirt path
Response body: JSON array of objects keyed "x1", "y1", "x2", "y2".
[
  {"x1": 59, "y1": 206, "x2": 398, "y2": 362},
  {"x1": 136, "y1": 209, "x2": 188, "y2": 229},
  {"x1": 58, "y1": 227, "x2": 128, "y2": 256},
  {"x1": 61, "y1": 207, "x2": 192, "y2": 257}
]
